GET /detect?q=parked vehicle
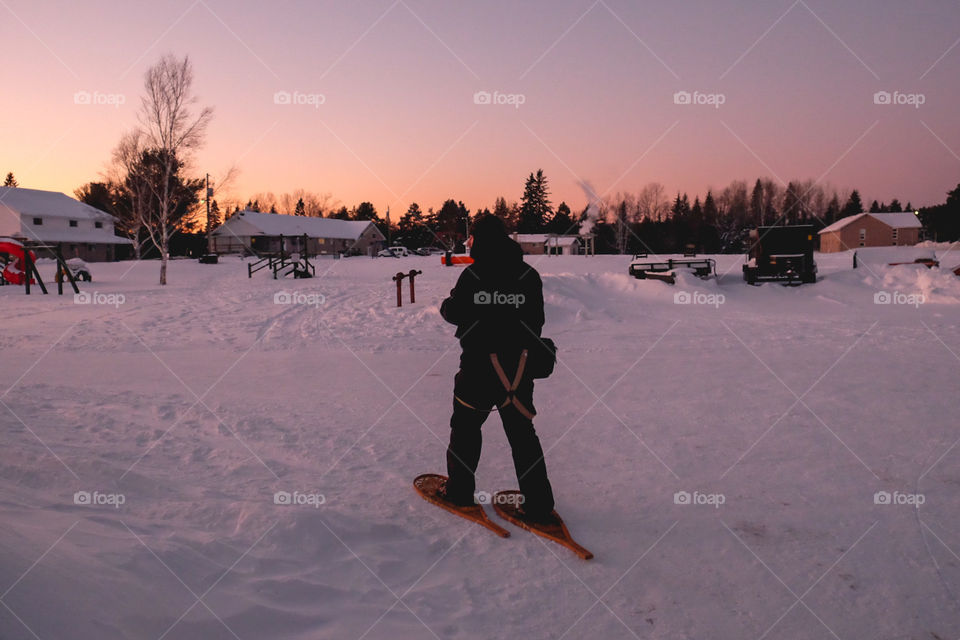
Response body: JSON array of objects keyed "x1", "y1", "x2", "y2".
[
  {"x1": 377, "y1": 246, "x2": 410, "y2": 258},
  {"x1": 414, "y1": 246, "x2": 445, "y2": 256},
  {"x1": 65, "y1": 258, "x2": 92, "y2": 282},
  {"x1": 742, "y1": 225, "x2": 817, "y2": 285}
]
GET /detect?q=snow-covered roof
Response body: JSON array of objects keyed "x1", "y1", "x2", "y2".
[
  {"x1": 512, "y1": 233, "x2": 580, "y2": 246},
  {"x1": 0, "y1": 186, "x2": 117, "y2": 221},
  {"x1": 211, "y1": 210, "x2": 382, "y2": 240},
  {"x1": 819, "y1": 212, "x2": 922, "y2": 234}
]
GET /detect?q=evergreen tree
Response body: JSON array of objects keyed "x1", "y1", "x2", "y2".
[
  {"x1": 436, "y1": 199, "x2": 469, "y2": 247},
  {"x1": 3, "y1": 172, "x2": 17, "y2": 187},
  {"x1": 670, "y1": 193, "x2": 691, "y2": 218},
  {"x1": 547, "y1": 201, "x2": 576, "y2": 234},
  {"x1": 703, "y1": 191, "x2": 719, "y2": 225},
  {"x1": 869, "y1": 200, "x2": 881, "y2": 213},
  {"x1": 294, "y1": 197, "x2": 306, "y2": 216},
  {"x1": 750, "y1": 179, "x2": 764, "y2": 226},
  {"x1": 492, "y1": 196, "x2": 515, "y2": 230},
  {"x1": 206, "y1": 199, "x2": 221, "y2": 233},
  {"x1": 519, "y1": 169, "x2": 552, "y2": 232},
  {"x1": 690, "y1": 197, "x2": 703, "y2": 221},
  {"x1": 398, "y1": 203, "x2": 432, "y2": 248},
  {"x1": 353, "y1": 202, "x2": 378, "y2": 221},
  {"x1": 824, "y1": 195, "x2": 841, "y2": 224},
  {"x1": 782, "y1": 182, "x2": 804, "y2": 224},
  {"x1": 841, "y1": 190, "x2": 864, "y2": 218},
  {"x1": 888, "y1": 199, "x2": 902, "y2": 212}
]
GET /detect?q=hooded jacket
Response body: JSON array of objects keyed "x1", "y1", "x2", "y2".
[{"x1": 440, "y1": 220, "x2": 545, "y2": 367}]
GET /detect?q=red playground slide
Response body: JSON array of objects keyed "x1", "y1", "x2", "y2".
[{"x1": 0, "y1": 238, "x2": 36, "y2": 285}]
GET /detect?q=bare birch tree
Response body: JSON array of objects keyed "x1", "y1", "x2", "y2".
[{"x1": 138, "y1": 54, "x2": 213, "y2": 284}]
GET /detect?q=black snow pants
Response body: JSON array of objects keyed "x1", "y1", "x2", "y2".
[{"x1": 445, "y1": 357, "x2": 555, "y2": 516}]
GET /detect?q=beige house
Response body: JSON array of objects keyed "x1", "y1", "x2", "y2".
[
  {"x1": 209, "y1": 210, "x2": 386, "y2": 256},
  {"x1": 818, "y1": 212, "x2": 922, "y2": 253}
]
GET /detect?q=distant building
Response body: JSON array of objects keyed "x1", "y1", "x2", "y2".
[
  {"x1": 511, "y1": 233, "x2": 581, "y2": 255},
  {"x1": 818, "y1": 212, "x2": 922, "y2": 253},
  {"x1": 209, "y1": 210, "x2": 386, "y2": 256},
  {"x1": 0, "y1": 186, "x2": 132, "y2": 261}
]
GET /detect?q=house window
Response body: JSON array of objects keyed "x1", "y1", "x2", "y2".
[
  {"x1": 69, "y1": 220, "x2": 78, "y2": 227},
  {"x1": 95, "y1": 221, "x2": 103, "y2": 229},
  {"x1": 859, "y1": 228, "x2": 866, "y2": 247},
  {"x1": 891, "y1": 228, "x2": 899, "y2": 245},
  {"x1": 32, "y1": 217, "x2": 42, "y2": 225}
]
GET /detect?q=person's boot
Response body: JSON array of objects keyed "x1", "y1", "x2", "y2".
[
  {"x1": 439, "y1": 480, "x2": 476, "y2": 508},
  {"x1": 517, "y1": 505, "x2": 561, "y2": 526}
]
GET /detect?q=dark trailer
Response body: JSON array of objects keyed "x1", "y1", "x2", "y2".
[{"x1": 742, "y1": 225, "x2": 817, "y2": 285}]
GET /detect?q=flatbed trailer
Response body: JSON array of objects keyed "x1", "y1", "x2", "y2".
[{"x1": 629, "y1": 257, "x2": 716, "y2": 282}]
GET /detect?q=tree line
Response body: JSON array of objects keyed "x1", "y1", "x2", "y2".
[{"x1": 53, "y1": 54, "x2": 958, "y2": 265}]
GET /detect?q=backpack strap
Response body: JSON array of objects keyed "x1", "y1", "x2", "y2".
[{"x1": 489, "y1": 350, "x2": 535, "y2": 420}]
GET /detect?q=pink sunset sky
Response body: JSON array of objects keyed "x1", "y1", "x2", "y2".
[{"x1": 3, "y1": 0, "x2": 959, "y2": 213}]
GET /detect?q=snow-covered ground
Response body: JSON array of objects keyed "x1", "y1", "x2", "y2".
[{"x1": 2, "y1": 245, "x2": 960, "y2": 639}]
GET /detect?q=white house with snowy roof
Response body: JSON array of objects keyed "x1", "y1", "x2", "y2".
[
  {"x1": 209, "y1": 210, "x2": 386, "y2": 256},
  {"x1": 511, "y1": 233, "x2": 582, "y2": 255},
  {"x1": 818, "y1": 212, "x2": 922, "y2": 253},
  {"x1": 0, "y1": 186, "x2": 132, "y2": 261}
]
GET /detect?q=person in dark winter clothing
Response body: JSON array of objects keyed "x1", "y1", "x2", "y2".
[{"x1": 439, "y1": 214, "x2": 556, "y2": 520}]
